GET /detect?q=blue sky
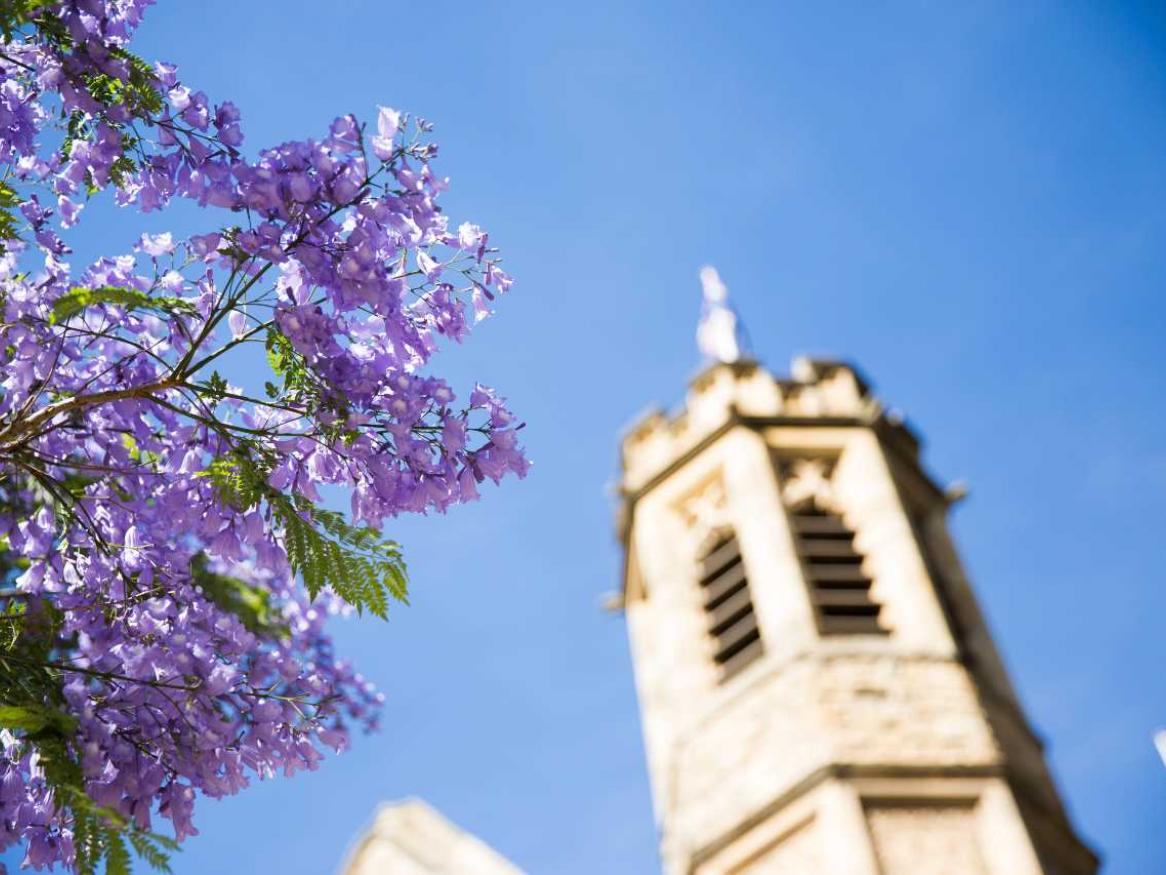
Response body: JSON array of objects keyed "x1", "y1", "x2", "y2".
[{"x1": 10, "y1": 1, "x2": 1166, "y2": 872}]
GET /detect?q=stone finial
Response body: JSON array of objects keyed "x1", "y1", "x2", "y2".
[{"x1": 697, "y1": 266, "x2": 749, "y2": 363}]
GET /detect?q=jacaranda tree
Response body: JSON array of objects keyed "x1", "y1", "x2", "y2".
[{"x1": 0, "y1": 2, "x2": 527, "y2": 871}]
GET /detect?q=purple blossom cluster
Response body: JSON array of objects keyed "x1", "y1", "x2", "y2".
[{"x1": 0, "y1": 1, "x2": 526, "y2": 870}]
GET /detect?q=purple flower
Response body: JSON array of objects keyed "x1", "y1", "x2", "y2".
[
  {"x1": 0, "y1": 3, "x2": 526, "y2": 868},
  {"x1": 56, "y1": 195, "x2": 83, "y2": 228},
  {"x1": 371, "y1": 105, "x2": 400, "y2": 160}
]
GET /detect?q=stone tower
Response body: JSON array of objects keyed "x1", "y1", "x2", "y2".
[
  {"x1": 343, "y1": 799, "x2": 523, "y2": 875},
  {"x1": 614, "y1": 356, "x2": 1097, "y2": 875}
]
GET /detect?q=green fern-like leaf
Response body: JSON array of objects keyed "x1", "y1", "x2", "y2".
[
  {"x1": 265, "y1": 330, "x2": 317, "y2": 401},
  {"x1": 195, "y1": 456, "x2": 264, "y2": 511},
  {"x1": 128, "y1": 829, "x2": 176, "y2": 873},
  {"x1": 0, "y1": 181, "x2": 21, "y2": 252},
  {"x1": 108, "y1": 45, "x2": 164, "y2": 116},
  {"x1": 190, "y1": 553, "x2": 286, "y2": 638},
  {"x1": 0, "y1": 703, "x2": 76, "y2": 735},
  {"x1": 103, "y1": 827, "x2": 133, "y2": 875},
  {"x1": 50, "y1": 285, "x2": 196, "y2": 325},
  {"x1": 200, "y1": 453, "x2": 407, "y2": 618},
  {"x1": 270, "y1": 497, "x2": 405, "y2": 618}
]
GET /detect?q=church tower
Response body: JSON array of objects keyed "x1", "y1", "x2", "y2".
[{"x1": 613, "y1": 278, "x2": 1097, "y2": 875}]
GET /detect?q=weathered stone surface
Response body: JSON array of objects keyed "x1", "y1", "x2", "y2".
[
  {"x1": 867, "y1": 804, "x2": 986, "y2": 875},
  {"x1": 342, "y1": 799, "x2": 524, "y2": 875},
  {"x1": 618, "y1": 359, "x2": 1097, "y2": 875}
]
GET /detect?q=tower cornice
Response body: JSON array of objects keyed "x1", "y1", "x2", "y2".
[{"x1": 618, "y1": 358, "x2": 927, "y2": 498}]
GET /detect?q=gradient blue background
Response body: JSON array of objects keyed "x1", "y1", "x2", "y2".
[{"x1": 9, "y1": 1, "x2": 1166, "y2": 872}]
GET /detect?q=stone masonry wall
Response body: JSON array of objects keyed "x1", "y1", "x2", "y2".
[{"x1": 667, "y1": 650, "x2": 999, "y2": 855}]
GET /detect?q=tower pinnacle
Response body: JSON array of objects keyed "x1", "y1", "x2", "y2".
[{"x1": 696, "y1": 266, "x2": 749, "y2": 363}]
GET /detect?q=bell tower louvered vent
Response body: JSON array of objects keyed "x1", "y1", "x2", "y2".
[
  {"x1": 790, "y1": 505, "x2": 886, "y2": 635},
  {"x1": 698, "y1": 532, "x2": 763, "y2": 678}
]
